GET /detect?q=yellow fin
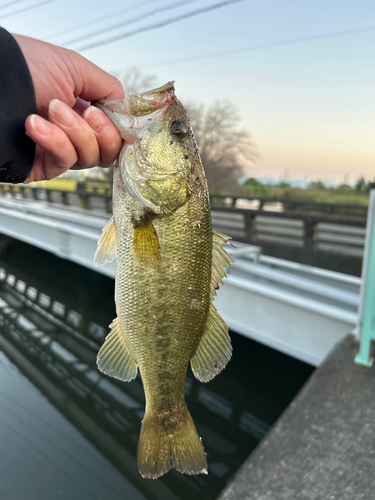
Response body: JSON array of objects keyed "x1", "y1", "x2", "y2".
[
  {"x1": 138, "y1": 407, "x2": 207, "y2": 479},
  {"x1": 190, "y1": 304, "x2": 232, "y2": 382},
  {"x1": 133, "y1": 214, "x2": 161, "y2": 266},
  {"x1": 97, "y1": 318, "x2": 138, "y2": 381},
  {"x1": 94, "y1": 216, "x2": 117, "y2": 267},
  {"x1": 213, "y1": 231, "x2": 234, "y2": 246},
  {"x1": 210, "y1": 231, "x2": 235, "y2": 301}
]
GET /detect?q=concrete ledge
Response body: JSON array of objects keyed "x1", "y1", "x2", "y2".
[{"x1": 218, "y1": 335, "x2": 375, "y2": 500}]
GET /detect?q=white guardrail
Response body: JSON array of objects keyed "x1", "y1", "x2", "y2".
[{"x1": 0, "y1": 197, "x2": 361, "y2": 366}]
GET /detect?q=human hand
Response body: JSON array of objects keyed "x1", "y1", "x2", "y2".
[{"x1": 13, "y1": 34, "x2": 125, "y2": 183}]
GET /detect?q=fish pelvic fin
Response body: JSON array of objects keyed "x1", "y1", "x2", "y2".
[
  {"x1": 97, "y1": 318, "x2": 138, "y2": 381},
  {"x1": 94, "y1": 216, "x2": 117, "y2": 267},
  {"x1": 138, "y1": 406, "x2": 207, "y2": 479},
  {"x1": 190, "y1": 304, "x2": 232, "y2": 383},
  {"x1": 133, "y1": 213, "x2": 161, "y2": 267}
]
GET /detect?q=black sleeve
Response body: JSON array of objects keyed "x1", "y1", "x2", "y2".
[{"x1": 0, "y1": 27, "x2": 36, "y2": 183}]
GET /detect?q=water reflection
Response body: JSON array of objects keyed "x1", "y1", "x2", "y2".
[{"x1": 0, "y1": 241, "x2": 314, "y2": 500}]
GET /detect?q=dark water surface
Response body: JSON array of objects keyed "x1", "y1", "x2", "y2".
[{"x1": 0, "y1": 240, "x2": 314, "y2": 500}]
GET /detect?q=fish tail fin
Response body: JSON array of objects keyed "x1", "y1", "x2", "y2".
[{"x1": 137, "y1": 406, "x2": 207, "y2": 479}]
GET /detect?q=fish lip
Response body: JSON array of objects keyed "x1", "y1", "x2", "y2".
[
  {"x1": 138, "y1": 81, "x2": 175, "y2": 103},
  {"x1": 128, "y1": 82, "x2": 175, "y2": 117},
  {"x1": 92, "y1": 81, "x2": 175, "y2": 113}
]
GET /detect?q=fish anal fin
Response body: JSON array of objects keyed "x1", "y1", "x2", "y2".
[
  {"x1": 133, "y1": 213, "x2": 161, "y2": 267},
  {"x1": 97, "y1": 318, "x2": 138, "y2": 382},
  {"x1": 190, "y1": 305, "x2": 232, "y2": 382},
  {"x1": 94, "y1": 216, "x2": 117, "y2": 267}
]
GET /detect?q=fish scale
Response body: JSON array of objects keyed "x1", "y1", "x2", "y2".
[{"x1": 93, "y1": 82, "x2": 233, "y2": 479}]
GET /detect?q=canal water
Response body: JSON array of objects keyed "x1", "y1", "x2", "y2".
[{"x1": 0, "y1": 239, "x2": 314, "y2": 500}]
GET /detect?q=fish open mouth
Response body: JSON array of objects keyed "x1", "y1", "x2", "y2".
[
  {"x1": 92, "y1": 82, "x2": 176, "y2": 141},
  {"x1": 138, "y1": 81, "x2": 175, "y2": 104},
  {"x1": 128, "y1": 81, "x2": 176, "y2": 117}
]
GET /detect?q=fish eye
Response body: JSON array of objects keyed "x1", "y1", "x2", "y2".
[{"x1": 170, "y1": 120, "x2": 189, "y2": 138}]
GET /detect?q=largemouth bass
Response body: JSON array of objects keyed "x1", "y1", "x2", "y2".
[{"x1": 93, "y1": 82, "x2": 234, "y2": 479}]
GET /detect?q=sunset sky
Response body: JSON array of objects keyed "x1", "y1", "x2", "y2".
[{"x1": 2, "y1": 0, "x2": 374, "y2": 184}]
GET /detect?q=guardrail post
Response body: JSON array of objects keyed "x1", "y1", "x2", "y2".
[
  {"x1": 303, "y1": 218, "x2": 316, "y2": 264},
  {"x1": 46, "y1": 190, "x2": 54, "y2": 203},
  {"x1": 61, "y1": 191, "x2": 69, "y2": 206},
  {"x1": 355, "y1": 190, "x2": 375, "y2": 367},
  {"x1": 79, "y1": 192, "x2": 90, "y2": 210},
  {"x1": 244, "y1": 212, "x2": 256, "y2": 243}
]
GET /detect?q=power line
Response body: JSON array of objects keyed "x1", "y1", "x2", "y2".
[
  {"x1": 47, "y1": 0, "x2": 162, "y2": 41},
  {"x1": 0, "y1": 0, "x2": 27, "y2": 11},
  {"x1": 76, "y1": 0, "x2": 246, "y2": 52},
  {"x1": 143, "y1": 24, "x2": 375, "y2": 67},
  {"x1": 62, "y1": 0, "x2": 198, "y2": 47},
  {"x1": 0, "y1": 0, "x2": 55, "y2": 19}
]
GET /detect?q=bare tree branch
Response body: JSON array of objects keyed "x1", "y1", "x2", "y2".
[{"x1": 186, "y1": 100, "x2": 257, "y2": 192}]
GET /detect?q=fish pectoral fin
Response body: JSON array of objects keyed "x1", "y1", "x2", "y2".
[
  {"x1": 133, "y1": 213, "x2": 161, "y2": 267},
  {"x1": 210, "y1": 231, "x2": 235, "y2": 301},
  {"x1": 94, "y1": 216, "x2": 117, "y2": 267},
  {"x1": 190, "y1": 304, "x2": 232, "y2": 382},
  {"x1": 97, "y1": 318, "x2": 138, "y2": 381}
]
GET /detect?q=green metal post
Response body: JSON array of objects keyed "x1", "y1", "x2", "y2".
[{"x1": 355, "y1": 190, "x2": 375, "y2": 367}]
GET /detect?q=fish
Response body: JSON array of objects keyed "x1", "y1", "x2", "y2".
[{"x1": 93, "y1": 82, "x2": 234, "y2": 479}]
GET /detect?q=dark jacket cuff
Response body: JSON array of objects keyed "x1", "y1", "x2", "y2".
[{"x1": 0, "y1": 27, "x2": 36, "y2": 183}]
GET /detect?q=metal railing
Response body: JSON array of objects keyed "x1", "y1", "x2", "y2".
[
  {"x1": 0, "y1": 184, "x2": 112, "y2": 212},
  {"x1": 210, "y1": 194, "x2": 368, "y2": 218},
  {"x1": 0, "y1": 186, "x2": 367, "y2": 275},
  {"x1": 211, "y1": 204, "x2": 366, "y2": 276}
]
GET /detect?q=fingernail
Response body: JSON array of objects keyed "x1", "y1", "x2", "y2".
[
  {"x1": 85, "y1": 106, "x2": 109, "y2": 134},
  {"x1": 30, "y1": 115, "x2": 51, "y2": 137},
  {"x1": 49, "y1": 99, "x2": 76, "y2": 128}
]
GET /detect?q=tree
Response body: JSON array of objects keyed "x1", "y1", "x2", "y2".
[
  {"x1": 355, "y1": 177, "x2": 366, "y2": 192},
  {"x1": 337, "y1": 184, "x2": 353, "y2": 194},
  {"x1": 355, "y1": 177, "x2": 375, "y2": 193},
  {"x1": 307, "y1": 180, "x2": 326, "y2": 190},
  {"x1": 243, "y1": 177, "x2": 265, "y2": 194},
  {"x1": 186, "y1": 100, "x2": 256, "y2": 192}
]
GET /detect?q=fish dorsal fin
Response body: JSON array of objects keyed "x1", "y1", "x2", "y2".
[
  {"x1": 97, "y1": 318, "x2": 138, "y2": 381},
  {"x1": 133, "y1": 214, "x2": 161, "y2": 267},
  {"x1": 210, "y1": 232, "x2": 235, "y2": 300},
  {"x1": 94, "y1": 216, "x2": 117, "y2": 267},
  {"x1": 190, "y1": 304, "x2": 232, "y2": 382}
]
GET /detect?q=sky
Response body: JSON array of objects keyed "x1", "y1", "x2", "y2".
[{"x1": 2, "y1": 0, "x2": 375, "y2": 184}]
